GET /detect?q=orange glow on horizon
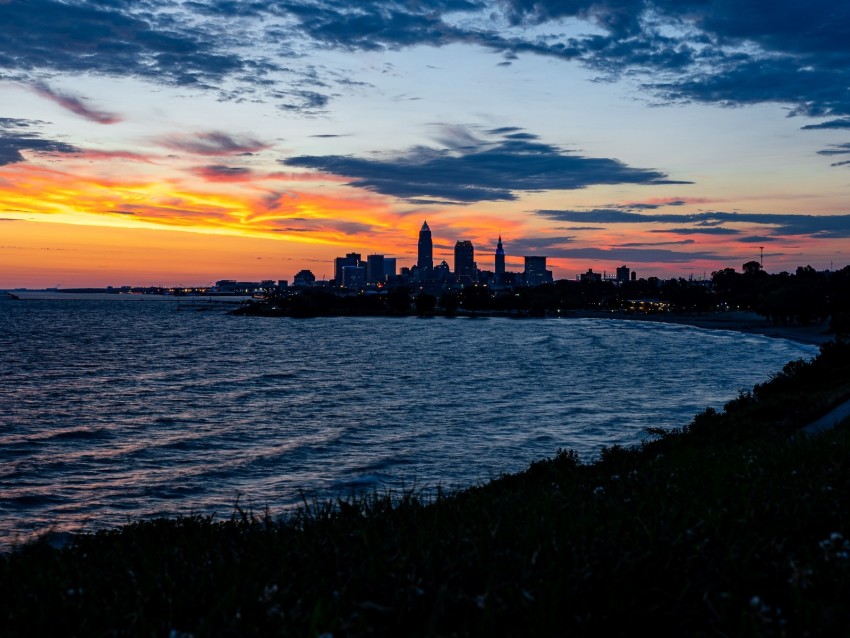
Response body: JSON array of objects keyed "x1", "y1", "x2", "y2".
[{"x1": 2, "y1": 151, "x2": 847, "y2": 288}]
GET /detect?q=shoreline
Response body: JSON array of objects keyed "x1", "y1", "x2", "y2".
[{"x1": 565, "y1": 309, "x2": 833, "y2": 346}]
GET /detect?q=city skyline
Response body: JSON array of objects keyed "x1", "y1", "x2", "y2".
[{"x1": 2, "y1": 1, "x2": 850, "y2": 288}]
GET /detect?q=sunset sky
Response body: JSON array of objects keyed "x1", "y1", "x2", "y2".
[{"x1": 2, "y1": 0, "x2": 850, "y2": 287}]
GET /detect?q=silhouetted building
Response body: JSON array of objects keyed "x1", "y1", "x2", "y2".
[
  {"x1": 384, "y1": 257, "x2": 397, "y2": 278},
  {"x1": 235, "y1": 281, "x2": 262, "y2": 293},
  {"x1": 433, "y1": 260, "x2": 451, "y2": 285},
  {"x1": 342, "y1": 265, "x2": 366, "y2": 290},
  {"x1": 334, "y1": 253, "x2": 362, "y2": 285},
  {"x1": 455, "y1": 240, "x2": 476, "y2": 285},
  {"x1": 215, "y1": 279, "x2": 237, "y2": 293},
  {"x1": 495, "y1": 235, "x2": 505, "y2": 281},
  {"x1": 293, "y1": 270, "x2": 316, "y2": 287},
  {"x1": 418, "y1": 221, "x2": 433, "y2": 272},
  {"x1": 524, "y1": 256, "x2": 551, "y2": 286},
  {"x1": 616, "y1": 265, "x2": 630, "y2": 284},
  {"x1": 366, "y1": 254, "x2": 385, "y2": 284},
  {"x1": 580, "y1": 269, "x2": 602, "y2": 283}
]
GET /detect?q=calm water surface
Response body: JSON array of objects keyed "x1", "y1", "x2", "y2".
[{"x1": 0, "y1": 298, "x2": 817, "y2": 548}]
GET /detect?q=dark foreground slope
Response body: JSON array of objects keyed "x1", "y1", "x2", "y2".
[{"x1": 3, "y1": 341, "x2": 850, "y2": 637}]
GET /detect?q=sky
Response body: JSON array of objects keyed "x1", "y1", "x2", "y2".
[{"x1": 2, "y1": 0, "x2": 850, "y2": 288}]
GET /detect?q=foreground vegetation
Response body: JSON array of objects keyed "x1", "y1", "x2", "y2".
[{"x1": 3, "y1": 341, "x2": 850, "y2": 637}]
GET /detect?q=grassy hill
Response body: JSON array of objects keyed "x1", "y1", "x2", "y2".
[{"x1": 3, "y1": 340, "x2": 850, "y2": 637}]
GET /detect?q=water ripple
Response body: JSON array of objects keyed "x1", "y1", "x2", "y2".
[{"x1": 0, "y1": 298, "x2": 817, "y2": 549}]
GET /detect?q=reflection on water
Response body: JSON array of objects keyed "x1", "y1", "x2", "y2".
[{"x1": 0, "y1": 298, "x2": 817, "y2": 548}]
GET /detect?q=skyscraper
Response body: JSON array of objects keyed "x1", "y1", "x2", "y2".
[
  {"x1": 383, "y1": 257, "x2": 397, "y2": 278},
  {"x1": 495, "y1": 235, "x2": 505, "y2": 280},
  {"x1": 366, "y1": 254, "x2": 385, "y2": 284},
  {"x1": 454, "y1": 240, "x2": 475, "y2": 284},
  {"x1": 418, "y1": 221, "x2": 433, "y2": 271},
  {"x1": 334, "y1": 252, "x2": 361, "y2": 285},
  {"x1": 524, "y1": 256, "x2": 551, "y2": 286}
]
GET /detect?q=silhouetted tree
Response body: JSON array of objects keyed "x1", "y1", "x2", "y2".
[
  {"x1": 459, "y1": 286, "x2": 493, "y2": 312},
  {"x1": 440, "y1": 292, "x2": 459, "y2": 316},
  {"x1": 385, "y1": 288, "x2": 412, "y2": 315},
  {"x1": 415, "y1": 293, "x2": 436, "y2": 316}
]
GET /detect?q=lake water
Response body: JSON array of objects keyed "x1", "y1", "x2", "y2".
[{"x1": 0, "y1": 297, "x2": 817, "y2": 549}]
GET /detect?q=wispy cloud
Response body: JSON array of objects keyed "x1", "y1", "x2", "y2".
[
  {"x1": 817, "y1": 143, "x2": 850, "y2": 166},
  {"x1": 647, "y1": 227, "x2": 741, "y2": 236},
  {"x1": 158, "y1": 132, "x2": 270, "y2": 156},
  {"x1": 29, "y1": 83, "x2": 121, "y2": 124},
  {"x1": 801, "y1": 118, "x2": 850, "y2": 130},
  {"x1": 191, "y1": 165, "x2": 256, "y2": 182}
]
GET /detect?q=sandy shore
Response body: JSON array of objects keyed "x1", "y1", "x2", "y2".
[{"x1": 565, "y1": 309, "x2": 833, "y2": 346}]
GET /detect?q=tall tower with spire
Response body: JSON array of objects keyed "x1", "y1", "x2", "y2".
[
  {"x1": 495, "y1": 234, "x2": 505, "y2": 281},
  {"x1": 418, "y1": 221, "x2": 433, "y2": 271}
]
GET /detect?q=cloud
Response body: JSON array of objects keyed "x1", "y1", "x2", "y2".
[
  {"x1": 277, "y1": 1, "x2": 488, "y2": 52},
  {"x1": 614, "y1": 239, "x2": 696, "y2": 247},
  {"x1": 549, "y1": 247, "x2": 723, "y2": 263},
  {"x1": 647, "y1": 227, "x2": 741, "y2": 235},
  {"x1": 0, "y1": 118, "x2": 79, "y2": 165},
  {"x1": 277, "y1": 90, "x2": 331, "y2": 112},
  {"x1": 737, "y1": 236, "x2": 779, "y2": 243},
  {"x1": 817, "y1": 143, "x2": 850, "y2": 156},
  {"x1": 158, "y1": 132, "x2": 270, "y2": 156},
  {"x1": 282, "y1": 126, "x2": 686, "y2": 203},
  {"x1": 616, "y1": 197, "x2": 714, "y2": 210},
  {"x1": 191, "y1": 165, "x2": 256, "y2": 182},
  {"x1": 538, "y1": 208, "x2": 648, "y2": 224},
  {"x1": 270, "y1": 218, "x2": 374, "y2": 235},
  {"x1": 498, "y1": 0, "x2": 850, "y2": 122},
  {"x1": 536, "y1": 208, "x2": 850, "y2": 239},
  {"x1": 505, "y1": 236, "x2": 576, "y2": 255},
  {"x1": 0, "y1": 0, "x2": 266, "y2": 87},
  {"x1": 814, "y1": 142, "x2": 850, "y2": 167},
  {"x1": 29, "y1": 83, "x2": 121, "y2": 124},
  {"x1": 801, "y1": 118, "x2": 850, "y2": 130},
  {"x1": 69, "y1": 150, "x2": 155, "y2": 163},
  {"x1": 1, "y1": 0, "x2": 846, "y2": 123}
]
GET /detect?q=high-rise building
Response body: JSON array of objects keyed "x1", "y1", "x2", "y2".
[
  {"x1": 334, "y1": 252, "x2": 361, "y2": 285},
  {"x1": 417, "y1": 221, "x2": 433, "y2": 272},
  {"x1": 524, "y1": 256, "x2": 551, "y2": 286},
  {"x1": 495, "y1": 235, "x2": 505, "y2": 280},
  {"x1": 616, "y1": 265, "x2": 630, "y2": 283},
  {"x1": 454, "y1": 240, "x2": 475, "y2": 283},
  {"x1": 342, "y1": 265, "x2": 366, "y2": 290},
  {"x1": 366, "y1": 254, "x2": 385, "y2": 284},
  {"x1": 383, "y1": 257, "x2": 397, "y2": 278}
]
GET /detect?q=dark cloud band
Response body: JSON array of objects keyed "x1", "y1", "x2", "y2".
[
  {"x1": 0, "y1": 118, "x2": 79, "y2": 165},
  {"x1": 282, "y1": 126, "x2": 685, "y2": 203},
  {"x1": 536, "y1": 208, "x2": 850, "y2": 239}
]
